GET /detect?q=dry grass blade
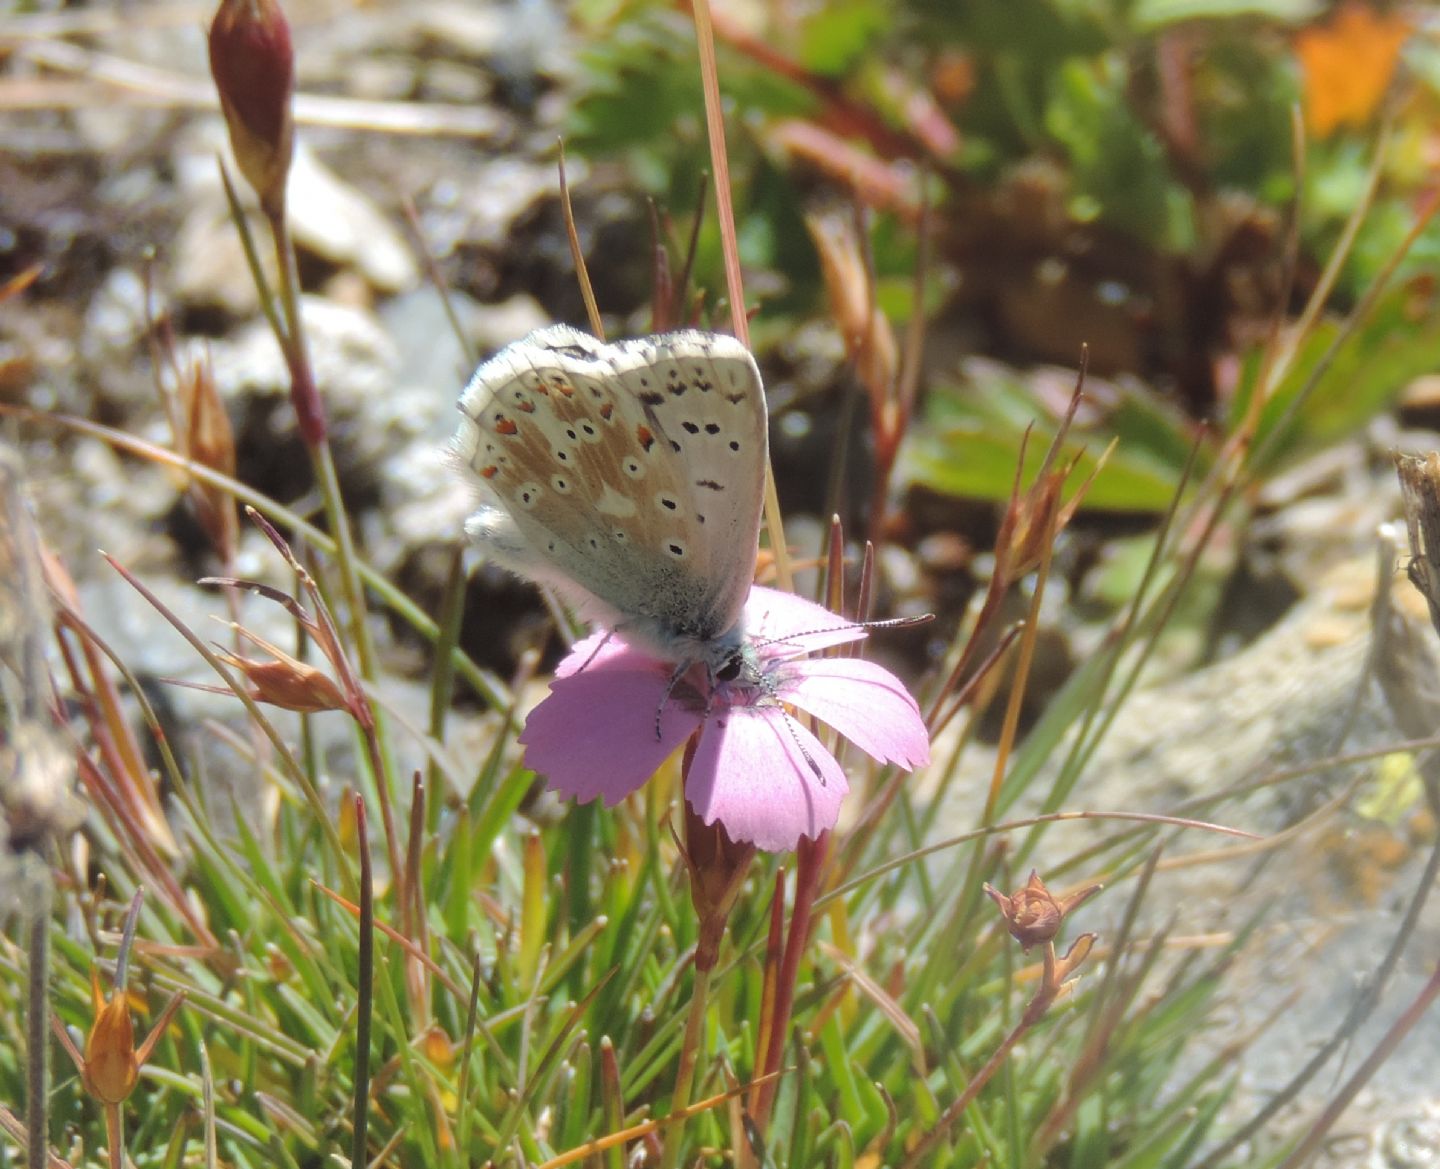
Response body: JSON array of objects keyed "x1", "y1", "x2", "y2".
[
  {"x1": 818, "y1": 941, "x2": 925, "y2": 1075},
  {"x1": 8, "y1": 37, "x2": 501, "y2": 137}
]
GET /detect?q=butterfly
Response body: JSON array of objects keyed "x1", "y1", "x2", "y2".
[{"x1": 454, "y1": 325, "x2": 768, "y2": 690}]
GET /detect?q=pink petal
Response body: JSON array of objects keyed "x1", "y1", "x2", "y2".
[
  {"x1": 553, "y1": 630, "x2": 652, "y2": 679},
  {"x1": 745, "y1": 586, "x2": 868, "y2": 656},
  {"x1": 780, "y1": 657, "x2": 931, "y2": 768},
  {"x1": 519, "y1": 656, "x2": 702, "y2": 805},
  {"x1": 685, "y1": 707, "x2": 848, "y2": 851}
]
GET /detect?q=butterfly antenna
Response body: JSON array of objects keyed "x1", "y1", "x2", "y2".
[
  {"x1": 748, "y1": 661, "x2": 826, "y2": 783},
  {"x1": 785, "y1": 711, "x2": 825, "y2": 781},
  {"x1": 751, "y1": 613, "x2": 933, "y2": 654}
]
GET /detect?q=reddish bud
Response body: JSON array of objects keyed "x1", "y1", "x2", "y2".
[
  {"x1": 209, "y1": 0, "x2": 295, "y2": 216},
  {"x1": 984, "y1": 870, "x2": 1101, "y2": 952},
  {"x1": 682, "y1": 802, "x2": 756, "y2": 971}
]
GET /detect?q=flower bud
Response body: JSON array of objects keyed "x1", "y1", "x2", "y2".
[
  {"x1": 683, "y1": 802, "x2": 756, "y2": 971},
  {"x1": 177, "y1": 354, "x2": 238, "y2": 563},
  {"x1": 83, "y1": 974, "x2": 139, "y2": 1105},
  {"x1": 984, "y1": 870, "x2": 1101, "y2": 952},
  {"x1": 216, "y1": 643, "x2": 349, "y2": 713},
  {"x1": 209, "y1": 0, "x2": 295, "y2": 217}
]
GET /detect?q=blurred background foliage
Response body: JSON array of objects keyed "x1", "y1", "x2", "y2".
[{"x1": 569, "y1": 0, "x2": 1437, "y2": 512}]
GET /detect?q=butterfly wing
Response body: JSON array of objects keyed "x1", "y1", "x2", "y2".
[{"x1": 455, "y1": 326, "x2": 768, "y2": 649}]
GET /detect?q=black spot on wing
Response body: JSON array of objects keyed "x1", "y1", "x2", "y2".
[{"x1": 550, "y1": 344, "x2": 605, "y2": 362}]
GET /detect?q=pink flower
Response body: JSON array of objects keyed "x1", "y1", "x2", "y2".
[{"x1": 518, "y1": 586, "x2": 931, "y2": 852}]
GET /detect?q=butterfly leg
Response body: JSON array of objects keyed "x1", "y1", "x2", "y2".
[
  {"x1": 654, "y1": 658, "x2": 712, "y2": 740},
  {"x1": 573, "y1": 629, "x2": 617, "y2": 675}
]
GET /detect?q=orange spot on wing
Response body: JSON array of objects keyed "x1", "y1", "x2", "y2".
[
  {"x1": 516, "y1": 400, "x2": 536, "y2": 413},
  {"x1": 494, "y1": 417, "x2": 518, "y2": 436},
  {"x1": 636, "y1": 424, "x2": 655, "y2": 451},
  {"x1": 552, "y1": 377, "x2": 575, "y2": 397},
  {"x1": 480, "y1": 465, "x2": 499, "y2": 479},
  {"x1": 600, "y1": 402, "x2": 614, "y2": 420}
]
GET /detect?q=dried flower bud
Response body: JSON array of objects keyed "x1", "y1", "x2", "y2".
[
  {"x1": 807, "y1": 209, "x2": 899, "y2": 415},
  {"x1": 421, "y1": 1026, "x2": 456, "y2": 1070},
  {"x1": 179, "y1": 356, "x2": 235, "y2": 480},
  {"x1": 209, "y1": 0, "x2": 295, "y2": 217},
  {"x1": 984, "y1": 870, "x2": 1101, "y2": 952},
  {"x1": 83, "y1": 974, "x2": 140, "y2": 1105},
  {"x1": 216, "y1": 640, "x2": 349, "y2": 713},
  {"x1": 1002, "y1": 462, "x2": 1069, "y2": 583},
  {"x1": 52, "y1": 895, "x2": 187, "y2": 1117},
  {"x1": 177, "y1": 354, "x2": 238, "y2": 562}
]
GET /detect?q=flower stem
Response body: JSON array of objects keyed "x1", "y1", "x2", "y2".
[
  {"x1": 103, "y1": 1100, "x2": 122, "y2": 1169},
  {"x1": 264, "y1": 205, "x2": 401, "y2": 881},
  {"x1": 898, "y1": 991, "x2": 1048, "y2": 1169},
  {"x1": 352, "y1": 794, "x2": 374, "y2": 1169},
  {"x1": 754, "y1": 834, "x2": 828, "y2": 1129},
  {"x1": 25, "y1": 892, "x2": 49, "y2": 1169},
  {"x1": 660, "y1": 962, "x2": 712, "y2": 1169}
]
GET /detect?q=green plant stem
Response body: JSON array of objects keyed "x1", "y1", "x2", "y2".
[
  {"x1": 25, "y1": 888, "x2": 49, "y2": 1169},
  {"x1": 426, "y1": 547, "x2": 467, "y2": 834},
  {"x1": 104, "y1": 1102, "x2": 122, "y2": 1169},
  {"x1": 266, "y1": 208, "x2": 377, "y2": 681},
  {"x1": 900, "y1": 979, "x2": 1055, "y2": 1169},
  {"x1": 264, "y1": 206, "x2": 402, "y2": 886},
  {"x1": 360, "y1": 717, "x2": 404, "y2": 919},
  {"x1": 660, "y1": 963, "x2": 712, "y2": 1169},
  {"x1": 352, "y1": 795, "x2": 374, "y2": 1169}
]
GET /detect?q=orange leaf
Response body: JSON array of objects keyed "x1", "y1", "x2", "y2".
[{"x1": 1296, "y1": 1, "x2": 1410, "y2": 138}]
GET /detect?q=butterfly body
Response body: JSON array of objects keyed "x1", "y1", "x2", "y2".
[{"x1": 455, "y1": 325, "x2": 768, "y2": 682}]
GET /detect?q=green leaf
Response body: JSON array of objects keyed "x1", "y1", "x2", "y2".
[
  {"x1": 799, "y1": 0, "x2": 892, "y2": 75},
  {"x1": 903, "y1": 365, "x2": 1197, "y2": 512},
  {"x1": 1240, "y1": 279, "x2": 1440, "y2": 476},
  {"x1": 1130, "y1": 0, "x2": 1317, "y2": 29}
]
